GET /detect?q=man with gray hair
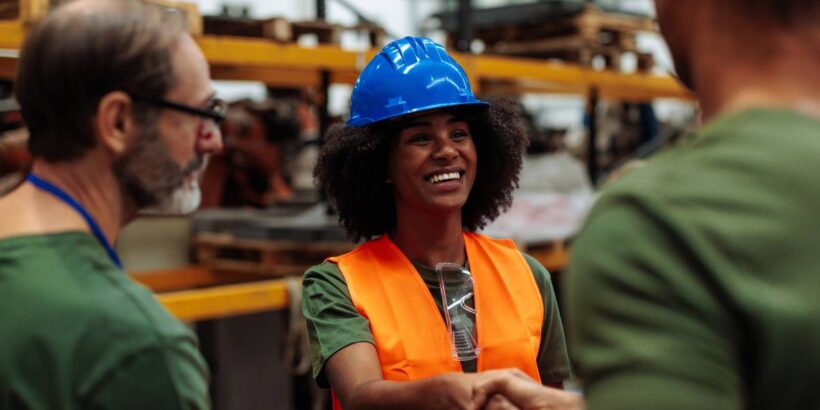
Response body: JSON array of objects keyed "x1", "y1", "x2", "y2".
[{"x1": 0, "y1": 0, "x2": 224, "y2": 407}]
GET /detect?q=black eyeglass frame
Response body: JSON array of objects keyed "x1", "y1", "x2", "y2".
[{"x1": 130, "y1": 95, "x2": 227, "y2": 124}]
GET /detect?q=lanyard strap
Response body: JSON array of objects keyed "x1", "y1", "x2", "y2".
[{"x1": 26, "y1": 173, "x2": 123, "y2": 269}]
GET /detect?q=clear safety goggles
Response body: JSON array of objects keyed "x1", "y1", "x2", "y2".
[{"x1": 436, "y1": 262, "x2": 480, "y2": 362}]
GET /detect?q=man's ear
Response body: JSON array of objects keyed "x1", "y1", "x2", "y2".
[{"x1": 95, "y1": 91, "x2": 135, "y2": 156}]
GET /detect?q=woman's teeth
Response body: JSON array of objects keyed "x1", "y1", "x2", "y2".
[{"x1": 429, "y1": 172, "x2": 460, "y2": 184}]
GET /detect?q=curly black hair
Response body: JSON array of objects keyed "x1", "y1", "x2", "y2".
[{"x1": 315, "y1": 96, "x2": 529, "y2": 242}]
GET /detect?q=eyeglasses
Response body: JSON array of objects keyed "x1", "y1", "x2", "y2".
[{"x1": 131, "y1": 95, "x2": 227, "y2": 125}]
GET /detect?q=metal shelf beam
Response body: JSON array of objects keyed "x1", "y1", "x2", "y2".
[{"x1": 0, "y1": 21, "x2": 692, "y2": 100}]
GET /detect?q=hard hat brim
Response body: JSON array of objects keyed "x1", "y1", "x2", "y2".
[{"x1": 347, "y1": 99, "x2": 489, "y2": 128}]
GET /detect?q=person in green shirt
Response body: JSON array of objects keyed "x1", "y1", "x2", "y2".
[
  {"x1": 563, "y1": 1, "x2": 820, "y2": 409},
  {"x1": 468, "y1": 2, "x2": 820, "y2": 409},
  {"x1": 303, "y1": 36, "x2": 575, "y2": 410},
  {"x1": 0, "y1": 0, "x2": 225, "y2": 408}
]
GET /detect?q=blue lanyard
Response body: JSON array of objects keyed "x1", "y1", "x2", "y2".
[{"x1": 26, "y1": 173, "x2": 123, "y2": 269}]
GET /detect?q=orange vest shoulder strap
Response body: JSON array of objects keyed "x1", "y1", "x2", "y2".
[
  {"x1": 330, "y1": 235, "x2": 461, "y2": 382},
  {"x1": 463, "y1": 233, "x2": 543, "y2": 378}
]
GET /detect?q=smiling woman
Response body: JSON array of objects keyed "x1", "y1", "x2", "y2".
[
  {"x1": 318, "y1": 97, "x2": 526, "y2": 242},
  {"x1": 302, "y1": 36, "x2": 574, "y2": 410},
  {"x1": 389, "y1": 110, "x2": 478, "y2": 214}
]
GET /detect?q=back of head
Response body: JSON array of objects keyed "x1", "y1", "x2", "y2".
[
  {"x1": 15, "y1": 0, "x2": 187, "y2": 163},
  {"x1": 656, "y1": 0, "x2": 820, "y2": 97}
]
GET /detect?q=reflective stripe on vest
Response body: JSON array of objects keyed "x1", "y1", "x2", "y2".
[{"x1": 327, "y1": 232, "x2": 543, "y2": 409}]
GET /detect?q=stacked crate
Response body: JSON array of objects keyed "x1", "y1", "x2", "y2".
[{"x1": 440, "y1": 2, "x2": 657, "y2": 72}]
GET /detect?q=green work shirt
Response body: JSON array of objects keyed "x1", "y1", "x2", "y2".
[
  {"x1": 0, "y1": 232, "x2": 210, "y2": 409},
  {"x1": 302, "y1": 252, "x2": 574, "y2": 388},
  {"x1": 566, "y1": 109, "x2": 820, "y2": 409}
]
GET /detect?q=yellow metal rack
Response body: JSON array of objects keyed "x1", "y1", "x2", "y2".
[{"x1": 0, "y1": 20, "x2": 692, "y2": 101}]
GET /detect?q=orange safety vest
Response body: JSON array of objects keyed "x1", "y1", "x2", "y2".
[{"x1": 327, "y1": 232, "x2": 543, "y2": 409}]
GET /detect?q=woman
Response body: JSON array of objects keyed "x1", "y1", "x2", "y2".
[{"x1": 303, "y1": 36, "x2": 573, "y2": 409}]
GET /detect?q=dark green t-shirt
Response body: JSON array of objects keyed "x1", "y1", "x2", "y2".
[
  {"x1": 566, "y1": 109, "x2": 820, "y2": 409},
  {"x1": 0, "y1": 232, "x2": 210, "y2": 409},
  {"x1": 302, "y1": 251, "x2": 574, "y2": 388}
]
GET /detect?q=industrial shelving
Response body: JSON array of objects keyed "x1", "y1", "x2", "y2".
[
  {"x1": 0, "y1": 10, "x2": 694, "y2": 320},
  {"x1": 0, "y1": 20, "x2": 692, "y2": 101}
]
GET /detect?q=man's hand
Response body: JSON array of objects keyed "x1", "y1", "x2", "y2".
[
  {"x1": 408, "y1": 372, "x2": 485, "y2": 410},
  {"x1": 474, "y1": 372, "x2": 585, "y2": 410},
  {"x1": 405, "y1": 369, "x2": 539, "y2": 410},
  {"x1": 484, "y1": 394, "x2": 524, "y2": 410}
]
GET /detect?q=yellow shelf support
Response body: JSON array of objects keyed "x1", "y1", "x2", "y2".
[
  {"x1": 197, "y1": 36, "x2": 375, "y2": 74},
  {"x1": 0, "y1": 22, "x2": 693, "y2": 99},
  {"x1": 155, "y1": 279, "x2": 290, "y2": 322},
  {"x1": 196, "y1": 36, "x2": 693, "y2": 100},
  {"x1": 129, "y1": 266, "x2": 265, "y2": 293},
  {"x1": 461, "y1": 54, "x2": 692, "y2": 100},
  {"x1": 0, "y1": 21, "x2": 25, "y2": 50}
]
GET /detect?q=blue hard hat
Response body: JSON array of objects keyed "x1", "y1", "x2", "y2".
[{"x1": 347, "y1": 36, "x2": 488, "y2": 128}]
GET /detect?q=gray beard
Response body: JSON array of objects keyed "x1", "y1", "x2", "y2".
[
  {"x1": 113, "y1": 123, "x2": 203, "y2": 214},
  {"x1": 141, "y1": 158, "x2": 208, "y2": 215},
  {"x1": 139, "y1": 179, "x2": 202, "y2": 216}
]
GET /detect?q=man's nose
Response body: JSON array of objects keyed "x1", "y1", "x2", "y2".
[{"x1": 197, "y1": 121, "x2": 224, "y2": 154}]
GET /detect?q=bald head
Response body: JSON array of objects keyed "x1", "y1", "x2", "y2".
[
  {"x1": 16, "y1": 0, "x2": 188, "y2": 162},
  {"x1": 655, "y1": 0, "x2": 820, "y2": 30},
  {"x1": 654, "y1": 0, "x2": 820, "y2": 121},
  {"x1": 655, "y1": 0, "x2": 820, "y2": 90}
]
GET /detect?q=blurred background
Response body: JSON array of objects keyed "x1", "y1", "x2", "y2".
[{"x1": 0, "y1": 0, "x2": 697, "y2": 408}]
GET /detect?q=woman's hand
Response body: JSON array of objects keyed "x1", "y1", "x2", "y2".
[
  {"x1": 326, "y1": 344, "x2": 546, "y2": 410},
  {"x1": 474, "y1": 372, "x2": 585, "y2": 410}
]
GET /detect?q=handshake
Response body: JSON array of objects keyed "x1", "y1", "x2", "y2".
[{"x1": 429, "y1": 369, "x2": 585, "y2": 410}]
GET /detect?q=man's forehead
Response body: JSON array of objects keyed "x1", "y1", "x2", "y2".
[{"x1": 167, "y1": 34, "x2": 213, "y2": 102}]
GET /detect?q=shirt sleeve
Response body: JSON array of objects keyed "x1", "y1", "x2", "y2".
[
  {"x1": 565, "y1": 198, "x2": 744, "y2": 409},
  {"x1": 83, "y1": 339, "x2": 210, "y2": 410},
  {"x1": 302, "y1": 261, "x2": 375, "y2": 388},
  {"x1": 523, "y1": 254, "x2": 575, "y2": 385}
]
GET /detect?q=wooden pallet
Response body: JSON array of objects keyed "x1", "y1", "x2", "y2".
[
  {"x1": 474, "y1": 5, "x2": 654, "y2": 46},
  {"x1": 194, "y1": 231, "x2": 571, "y2": 276},
  {"x1": 193, "y1": 232, "x2": 355, "y2": 277},
  {"x1": 465, "y1": 5, "x2": 656, "y2": 72},
  {"x1": 203, "y1": 15, "x2": 386, "y2": 47},
  {"x1": 0, "y1": 0, "x2": 46, "y2": 23},
  {"x1": 0, "y1": 0, "x2": 202, "y2": 35}
]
